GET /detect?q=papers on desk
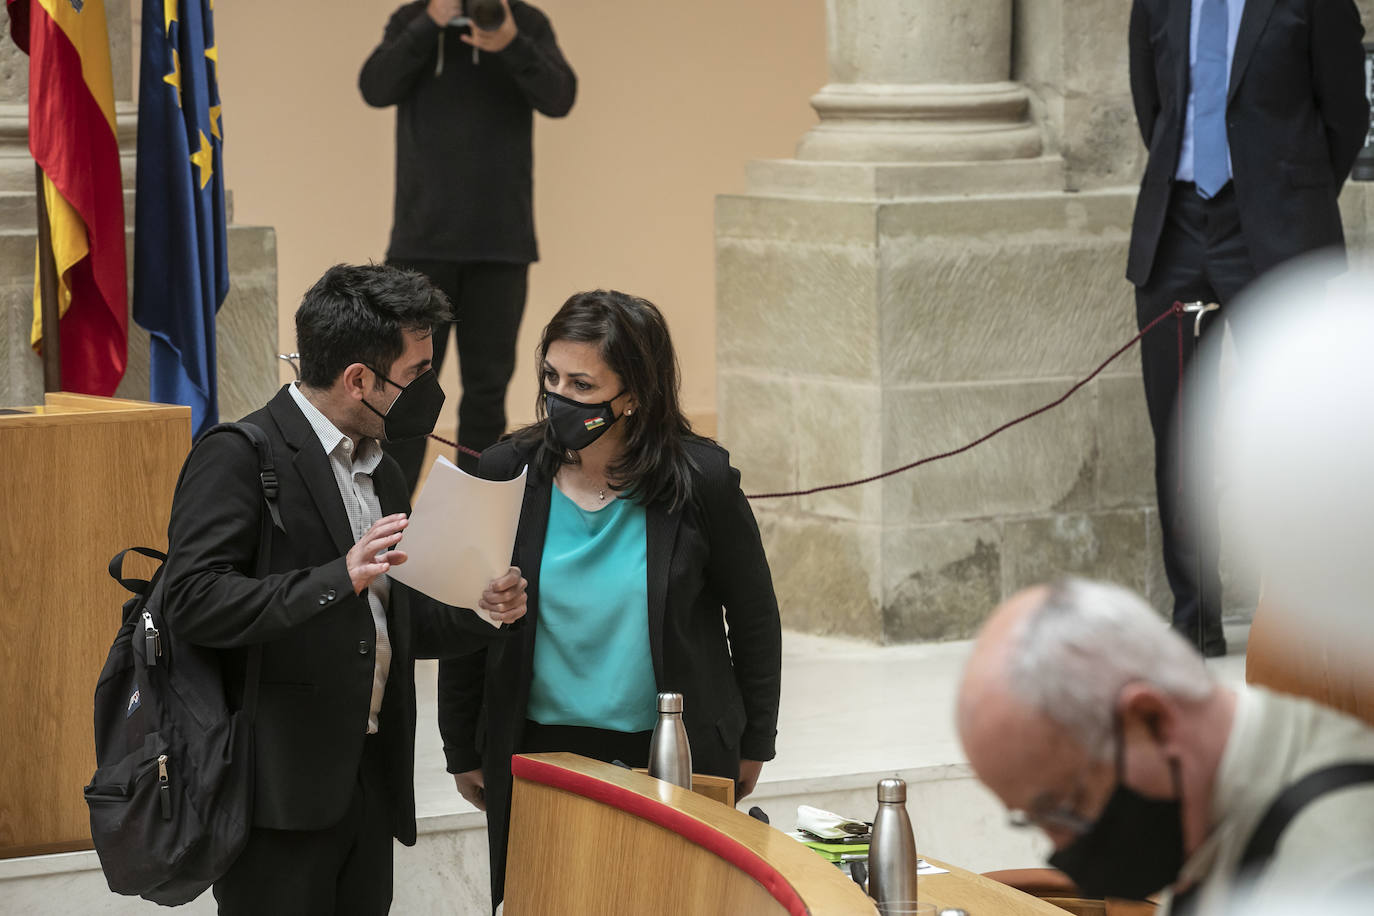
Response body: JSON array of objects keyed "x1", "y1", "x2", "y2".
[
  {"x1": 917, "y1": 859, "x2": 949, "y2": 875},
  {"x1": 389, "y1": 457, "x2": 526, "y2": 626}
]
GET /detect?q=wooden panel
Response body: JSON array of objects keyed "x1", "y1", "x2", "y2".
[
  {"x1": 631, "y1": 768, "x2": 735, "y2": 807},
  {"x1": 505, "y1": 753, "x2": 876, "y2": 915},
  {"x1": 506, "y1": 779, "x2": 791, "y2": 915},
  {"x1": 919, "y1": 858, "x2": 1071, "y2": 915},
  {"x1": 1247, "y1": 590, "x2": 1374, "y2": 728},
  {"x1": 0, "y1": 395, "x2": 191, "y2": 858}
]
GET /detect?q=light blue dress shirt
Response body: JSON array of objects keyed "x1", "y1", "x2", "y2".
[{"x1": 1176, "y1": 0, "x2": 1247, "y2": 182}]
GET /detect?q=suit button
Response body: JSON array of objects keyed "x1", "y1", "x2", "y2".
[
  {"x1": 318, "y1": 595, "x2": 328, "y2": 606},
  {"x1": 358, "y1": 641, "x2": 370, "y2": 655},
  {"x1": 326, "y1": 588, "x2": 337, "y2": 600}
]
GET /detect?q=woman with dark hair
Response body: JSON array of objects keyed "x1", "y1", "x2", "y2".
[{"x1": 436, "y1": 289, "x2": 782, "y2": 908}]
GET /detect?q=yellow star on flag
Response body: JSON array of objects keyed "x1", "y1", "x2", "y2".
[
  {"x1": 190, "y1": 130, "x2": 214, "y2": 190},
  {"x1": 163, "y1": 0, "x2": 178, "y2": 34},
  {"x1": 164, "y1": 49, "x2": 182, "y2": 107},
  {"x1": 204, "y1": 44, "x2": 217, "y2": 69},
  {"x1": 208, "y1": 104, "x2": 223, "y2": 141}
]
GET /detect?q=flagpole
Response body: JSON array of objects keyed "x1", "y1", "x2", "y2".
[{"x1": 33, "y1": 163, "x2": 61, "y2": 393}]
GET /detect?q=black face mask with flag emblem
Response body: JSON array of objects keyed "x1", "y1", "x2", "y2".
[{"x1": 545, "y1": 389, "x2": 625, "y2": 451}]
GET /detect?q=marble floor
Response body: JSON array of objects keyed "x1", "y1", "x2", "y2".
[{"x1": 412, "y1": 620, "x2": 1252, "y2": 819}]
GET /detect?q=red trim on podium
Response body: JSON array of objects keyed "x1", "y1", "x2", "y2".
[{"x1": 511, "y1": 755, "x2": 809, "y2": 916}]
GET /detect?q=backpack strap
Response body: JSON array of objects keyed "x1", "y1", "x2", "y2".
[
  {"x1": 191, "y1": 421, "x2": 286, "y2": 722},
  {"x1": 1238, "y1": 762, "x2": 1374, "y2": 873},
  {"x1": 109, "y1": 546, "x2": 169, "y2": 597}
]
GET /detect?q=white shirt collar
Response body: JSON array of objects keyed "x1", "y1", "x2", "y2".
[{"x1": 288, "y1": 382, "x2": 384, "y2": 473}]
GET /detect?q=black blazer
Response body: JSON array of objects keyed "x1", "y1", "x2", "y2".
[
  {"x1": 436, "y1": 435, "x2": 782, "y2": 901},
  {"x1": 1127, "y1": 0, "x2": 1369, "y2": 286},
  {"x1": 162, "y1": 386, "x2": 499, "y2": 844}
]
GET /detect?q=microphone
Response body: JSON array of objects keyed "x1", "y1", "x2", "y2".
[{"x1": 747, "y1": 806, "x2": 770, "y2": 825}]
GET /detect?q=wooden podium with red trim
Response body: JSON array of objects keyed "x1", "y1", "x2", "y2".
[{"x1": 504, "y1": 753, "x2": 877, "y2": 915}]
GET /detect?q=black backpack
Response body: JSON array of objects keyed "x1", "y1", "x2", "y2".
[{"x1": 85, "y1": 422, "x2": 285, "y2": 905}]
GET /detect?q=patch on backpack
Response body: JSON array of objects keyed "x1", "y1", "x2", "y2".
[{"x1": 126, "y1": 688, "x2": 141, "y2": 718}]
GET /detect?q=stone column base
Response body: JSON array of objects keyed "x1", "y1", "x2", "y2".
[
  {"x1": 717, "y1": 185, "x2": 1176, "y2": 642},
  {"x1": 797, "y1": 82, "x2": 1044, "y2": 163}
]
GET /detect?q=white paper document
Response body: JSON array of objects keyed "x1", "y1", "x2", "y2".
[{"x1": 389, "y1": 456, "x2": 526, "y2": 626}]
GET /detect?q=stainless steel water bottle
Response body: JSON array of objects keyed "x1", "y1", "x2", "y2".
[
  {"x1": 868, "y1": 777, "x2": 918, "y2": 912},
  {"x1": 647, "y1": 692, "x2": 692, "y2": 789}
]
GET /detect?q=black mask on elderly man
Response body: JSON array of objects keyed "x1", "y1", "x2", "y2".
[
  {"x1": 361, "y1": 366, "x2": 446, "y2": 442},
  {"x1": 1046, "y1": 734, "x2": 1187, "y2": 900}
]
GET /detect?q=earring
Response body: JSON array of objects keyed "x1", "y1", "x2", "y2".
[{"x1": 626, "y1": 408, "x2": 634, "y2": 416}]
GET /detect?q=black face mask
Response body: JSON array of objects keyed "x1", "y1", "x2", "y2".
[
  {"x1": 361, "y1": 367, "x2": 446, "y2": 442},
  {"x1": 545, "y1": 389, "x2": 624, "y2": 451},
  {"x1": 1047, "y1": 737, "x2": 1186, "y2": 900}
]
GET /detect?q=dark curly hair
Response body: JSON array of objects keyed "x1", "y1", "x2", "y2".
[{"x1": 295, "y1": 263, "x2": 451, "y2": 389}]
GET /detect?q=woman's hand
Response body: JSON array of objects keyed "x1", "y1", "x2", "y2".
[
  {"x1": 737, "y1": 759, "x2": 764, "y2": 800},
  {"x1": 479, "y1": 566, "x2": 528, "y2": 624},
  {"x1": 454, "y1": 768, "x2": 486, "y2": 810}
]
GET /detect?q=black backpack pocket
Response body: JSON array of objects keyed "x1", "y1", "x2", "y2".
[{"x1": 85, "y1": 733, "x2": 202, "y2": 896}]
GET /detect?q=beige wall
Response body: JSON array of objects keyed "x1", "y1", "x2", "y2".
[{"x1": 210, "y1": 0, "x2": 826, "y2": 430}]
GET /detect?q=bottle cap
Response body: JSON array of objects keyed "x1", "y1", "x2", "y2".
[
  {"x1": 877, "y1": 777, "x2": 907, "y2": 803},
  {"x1": 657, "y1": 692, "x2": 684, "y2": 713}
]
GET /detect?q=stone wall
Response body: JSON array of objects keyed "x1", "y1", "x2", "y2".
[{"x1": 718, "y1": 0, "x2": 1374, "y2": 643}]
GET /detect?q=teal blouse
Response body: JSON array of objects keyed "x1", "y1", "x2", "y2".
[{"x1": 526, "y1": 485, "x2": 657, "y2": 733}]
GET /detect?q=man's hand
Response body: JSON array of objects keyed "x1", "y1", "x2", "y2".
[
  {"x1": 454, "y1": 768, "x2": 486, "y2": 810},
  {"x1": 461, "y1": 0, "x2": 518, "y2": 52},
  {"x1": 737, "y1": 759, "x2": 764, "y2": 800},
  {"x1": 347, "y1": 513, "x2": 410, "y2": 595},
  {"x1": 427, "y1": 0, "x2": 462, "y2": 26},
  {"x1": 479, "y1": 566, "x2": 527, "y2": 624}
]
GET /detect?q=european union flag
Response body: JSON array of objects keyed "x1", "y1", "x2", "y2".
[{"x1": 133, "y1": 0, "x2": 228, "y2": 438}]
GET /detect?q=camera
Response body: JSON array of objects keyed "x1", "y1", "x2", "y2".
[{"x1": 464, "y1": 0, "x2": 505, "y2": 31}]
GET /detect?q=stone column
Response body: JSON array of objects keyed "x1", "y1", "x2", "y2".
[
  {"x1": 717, "y1": 2, "x2": 1165, "y2": 642},
  {"x1": 798, "y1": 0, "x2": 1039, "y2": 163}
]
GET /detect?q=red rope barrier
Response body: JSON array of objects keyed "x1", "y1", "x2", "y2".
[
  {"x1": 743, "y1": 302, "x2": 1186, "y2": 501},
  {"x1": 426, "y1": 432, "x2": 484, "y2": 460}
]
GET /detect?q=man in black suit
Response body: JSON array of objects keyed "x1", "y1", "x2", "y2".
[
  {"x1": 162, "y1": 264, "x2": 529, "y2": 914},
  {"x1": 1127, "y1": 0, "x2": 1368, "y2": 655}
]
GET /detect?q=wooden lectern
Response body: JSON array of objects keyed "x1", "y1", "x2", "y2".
[
  {"x1": 0, "y1": 394, "x2": 191, "y2": 858},
  {"x1": 504, "y1": 753, "x2": 878, "y2": 915}
]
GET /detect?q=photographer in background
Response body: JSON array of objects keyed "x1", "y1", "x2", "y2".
[{"x1": 361, "y1": 0, "x2": 576, "y2": 486}]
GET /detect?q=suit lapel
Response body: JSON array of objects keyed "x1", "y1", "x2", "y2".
[
  {"x1": 377, "y1": 461, "x2": 411, "y2": 656},
  {"x1": 1169, "y1": 0, "x2": 1192, "y2": 123},
  {"x1": 517, "y1": 473, "x2": 551, "y2": 677},
  {"x1": 268, "y1": 389, "x2": 354, "y2": 557},
  {"x1": 1228, "y1": 0, "x2": 1278, "y2": 104},
  {"x1": 645, "y1": 501, "x2": 682, "y2": 686}
]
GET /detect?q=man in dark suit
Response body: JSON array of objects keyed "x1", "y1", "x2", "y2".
[
  {"x1": 162, "y1": 264, "x2": 529, "y2": 914},
  {"x1": 1127, "y1": 0, "x2": 1368, "y2": 655}
]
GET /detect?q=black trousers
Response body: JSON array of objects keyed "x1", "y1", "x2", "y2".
[
  {"x1": 1134, "y1": 181, "x2": 1255, "y2": 652},
  {"x1": 383, "y1": 259, "x2": 530, "y2": 488},
  {"x1": 213, "y1": 736, "x2": 395, "y2": 916}
]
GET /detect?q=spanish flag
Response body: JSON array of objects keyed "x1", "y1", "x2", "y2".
[{"x1": 7, "y1": 0, "x2": 129, "y2": 396}]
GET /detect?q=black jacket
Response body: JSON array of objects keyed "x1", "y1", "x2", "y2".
[
  {"x1": 360, "y1": 1, "x2": 576, "y2": 264},
  {"x1": 437, "y1": 434, "x2": 782, "y2": 902},
  {"x1": 1126, "y1": 0, "x2": 1369, "y2": 286},
  {"x1": 162, "y1": 386, "x2": 501, "y2": 844}
]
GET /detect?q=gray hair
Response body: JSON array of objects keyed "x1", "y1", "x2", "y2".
[{"x1": 1008, "y1": 577, "x2": 1215, "y2": 760}]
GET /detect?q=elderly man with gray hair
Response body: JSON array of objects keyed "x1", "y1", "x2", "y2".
[{"x1": 956, "y1": 578, "x2": 1374, "y2": 914}]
